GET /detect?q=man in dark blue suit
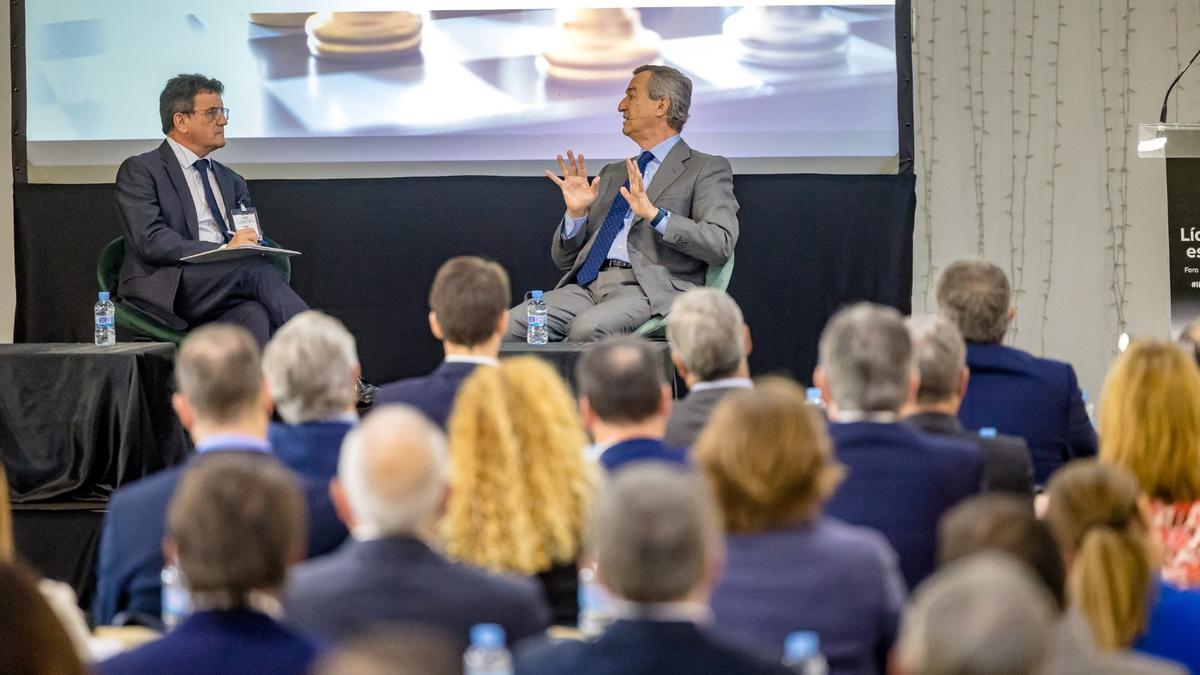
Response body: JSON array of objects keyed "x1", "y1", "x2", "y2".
[
  {"x1": 115, "y1": 74, "x2": 307, "y2": 346},
  {"x1": 284, "y1": 406, "x2": 551, "y2": 645},
  {"x1": 94, "y1": 325, "x2": 339, "y2": 626},
  {"x1": 517, "y1": 465, "x2": 790, "y2": 675},
  {"x1": 815, "y1": 304, "x2": 984, "y2": 590},
  {"x1": 576, "y1": 337, "x2": 688, "y2": 471},
  {"x1": 375, "y1": 256, "x2": 511, "y2": 428},
  {"x1": 936, "y1": 259, "x2": 1097, "y2": 485}
]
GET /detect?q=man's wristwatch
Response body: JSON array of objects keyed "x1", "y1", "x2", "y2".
[{"x1": 650, "y1": 207, "x2": 668, "y2": 227}]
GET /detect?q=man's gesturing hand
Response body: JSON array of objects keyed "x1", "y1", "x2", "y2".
[
  {"x1": 545, "y1": 150, "x2": 600, "y2": 219},
  {"x1": 619, "y1": 157, "x2": 658, "y2": 222}
]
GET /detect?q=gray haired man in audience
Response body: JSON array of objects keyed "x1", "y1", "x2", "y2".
[
  {"x1": 902, "y1": 314, "x2": 1034, "y2": 495},
  {"x1": 283, "y1": 406, "x2": 551, "y2": 646},
  {"x1": 663, "y1": 288, "x2": 752, "y2": 448},
  {"x1": 516, "y1": 465, "x2": 791, "y2": 675}
]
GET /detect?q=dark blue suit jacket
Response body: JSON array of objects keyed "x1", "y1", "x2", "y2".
[
  {"x1": 598, "y1": 437, "x2": 689, "y2": 472},
  {"x1": 825, "y1": 422, "x2": 984, "y2": 589},
  {"x1": 958, "y1": 342, "x2": 1097, "y2": 484},
  {"x1": 95, "y1": 609, "x2": 319, "y2": 675},
  {"x1": 516, "y1": 619, "x2": 793, "y2": 675},
  {"x1": 375, "y1": 361, "x2": 478, "y2": 428},
  {"x1": 284, "y1": 535, "x2": 551, "y2": 646},
  {"x1": 268, "y1": 420, "x2": 353, "y2": 557}
]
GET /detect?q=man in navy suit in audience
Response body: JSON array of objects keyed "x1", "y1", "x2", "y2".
[
  {"x1": 94, "y1": 325, "x2": 338, "y2": 626},
  {"x1": 375, "y1": 257, "x2": 511, "y2": 428},
  {"x1": 263, "y1": 310, "x2": 363, "y2": 556},
  {"x1": 283, "y1": 406, "x2": 551, "y2": 645},
  {"x1": 663, "y1": 288, "x2": 753, "y2": 449},
  {"x1": 903, "y1": 315, "x2": 1034, "y2": 495},
  {"x1": 936, "y1": 258, "x2": 1097, "y2": 485},
  {"x1": 517, "y1": 465, "x2": 791, "y2": 675},
  {"x1": 576, "y1": 336, "x2": 688, "y2": 471},
  {"x1": 816, "y1": 304, "x2": 984, "y2": 589}
]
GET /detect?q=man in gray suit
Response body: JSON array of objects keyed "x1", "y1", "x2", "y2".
[
  {"x1": 663, "y1": 288, "x2": 752, "y2": 449},
  {"x1": 509, "y1": 65, "x2": 739, "y2": 341}
]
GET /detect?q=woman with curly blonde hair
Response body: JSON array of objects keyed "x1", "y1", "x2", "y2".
[{"x1": 442, "y1": 356, "x2": 594, "y2": 625}]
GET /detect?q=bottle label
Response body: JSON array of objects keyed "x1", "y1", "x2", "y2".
[
  {"x1": 528, "y1": 315, "x2": 546, "y2": 329},
  {"x1": 97, "y1": 315, "x2": 114, "y2": 327}
]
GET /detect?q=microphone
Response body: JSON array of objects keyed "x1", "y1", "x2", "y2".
[{"x1": 1161, "y1": 45, "x2": 1200, "y2": 123}]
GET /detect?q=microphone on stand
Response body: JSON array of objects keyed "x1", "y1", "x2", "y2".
[{"x1": 1161, "y1": 45, "x2": 1200, "y2": 124}]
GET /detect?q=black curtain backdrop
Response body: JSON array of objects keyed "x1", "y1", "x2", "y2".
[{"x1": 15, "y1": 174, "x2": 914, "y2": 384}]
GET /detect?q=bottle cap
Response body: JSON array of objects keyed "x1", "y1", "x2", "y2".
[
  {"x1": 470, "y1": 623, "x2": 505, "y2": 648},
  {"x1": 98, "y1": 291, "x2": 110, "y2": 302},
  {"x1": 979, "y1": 427, "x2": 998, "y2": 439},
  {"x1": 530, "y1": 290, "x2": 544, "y2": 300},
  {"x1": 784, "y1": 631, "x2": 820, "y2": 660}
]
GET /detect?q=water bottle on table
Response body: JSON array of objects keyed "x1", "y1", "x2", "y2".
[
  {"x1": 783, "y1": 631, "x2": 828, "y2": 675},
  {"x1": 94, "y1": 291, "x2": 116, "y2": 346},
  {"x1": 527, "y1": 290, "x2": 548, "y2": 345},
  {"x1": 464, "y1": 623, "x2": 512, "y2": 675},
  {"x1": 160, "y1": 563, "x2": 192, "y2": 631}
]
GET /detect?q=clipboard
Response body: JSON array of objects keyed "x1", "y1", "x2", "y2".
[{"x1": 180, "y1": 244, "x2": 300, "y2": 264}]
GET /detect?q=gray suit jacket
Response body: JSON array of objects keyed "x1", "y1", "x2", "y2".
[
  {"x1": 550, "y1": 139, "x2": 739, "y2": 315},
  {"x1": 664, "y1": 386, "x2": 742, "y2": 449}
]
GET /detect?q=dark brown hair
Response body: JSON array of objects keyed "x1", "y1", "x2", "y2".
[
  {"x1": 0, "y1": 560, "x2": 87, "y2": 675},
  {"x1": 429, "y1": 256, "x2": 511, "y2": 346}
]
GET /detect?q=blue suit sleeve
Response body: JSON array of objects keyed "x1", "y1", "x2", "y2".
[{"x1": 1065, "y1": 366, "x2": 1098, "y2": 458}]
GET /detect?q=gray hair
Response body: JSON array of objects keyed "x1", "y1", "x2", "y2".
[
  {"x1": 908, "y1": 314, "x2": 967, "y2": 404},
  {"x1": 339, "y1": 406, "x2": 448, "y2": 538},
  {"x1": 897, "y1": 553, "x2": 1054, "y2": 675},
  {"x1": 633, "y1": 65, "x2": 692, "y2": 132},
  {"x1": 666, "y1": 288, "x2": 745, "y2": 382},
  {"x1": 936, "y1": 258, "x2": 1011, "y2": 344},
  {"x1": 817, "y1": 303, "x2": 913, "y2": 413},
  {"x1": 262, "y1": 311, "x2": 359, "y2": 424},
  {"x1": 592, "y1": 464, "x2": 720, "y2": 603}
]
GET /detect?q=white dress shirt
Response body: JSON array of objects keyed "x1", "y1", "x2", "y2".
[{"x1": 165, "y1": 136, "x2": 230, "y2": 244}]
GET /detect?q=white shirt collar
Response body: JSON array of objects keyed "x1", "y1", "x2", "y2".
[
  {"x1": 614, "y1": 599, "x2": 713, "y2": 625},
  {"x1": 444, "y1": 355, "x2": 499, "y2": 367},
  {"x1": 165, "y1": 136, "x2": 203, "y2": 170},
  {"x1": 834, "y1": 410, "x2": 900, "y2": 423},
  {"x1": 688, "y1": 377, "x2": 753, "y2": 393}
]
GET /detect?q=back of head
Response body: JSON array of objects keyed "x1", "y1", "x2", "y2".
[
  {"x1": 176, "y1": 324, "x2": 263, "y2": 424},
  {"x1": 908, "y1": 314, "x2": 967, "y2": 405},
  {"x1": 592, "y1": 464, "x2": 719, "y2": 603},
  {"x1": 897, "y1": 553, "x2": 1054, "y2": 675},
  {"x1": 444, "y1": 357, "x2": 591, "y2": 573},
  {"x1": 167, "y1": 453, "x2": 305, "y2": 608},
  {"x1": 694, "y1": 377, "x2": 843, "y2": 533},
  {"x1": 1043, "y1": 460, "x2": 1153, "y2": 650},
  {"x1": 0, "y1": 561, "x2": 86, "y2": 675},
  {"x1": 935, "y1": 258, "x2": 1011, "y2": 344},
  {"x1": 576, "y1": 336, "x2": 666, "y2": 424},
  {"x1": 938, "y1": 494, "x2": 1066, "y2": 609},
  {"x1": 262, "y1": 311, "x2": 359, "y2": 424},
  {"x1": 817, "y1": 303, "x2": 912, "y2": 413},
  {"x1": 429, "y1": 256, "x2": 511, "y2": 347},
  {"x1": 1099, "y1": 339, "x2": 1200, "y2": 503},
  {"x1": 339, "y1": 406, "x2": 448, "y2": 540},
  {"x1": 666, "y1": 288, "x2": 745, "y2": 382}
]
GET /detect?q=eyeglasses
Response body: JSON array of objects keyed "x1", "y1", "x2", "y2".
[{"x1": 181, "y1": 107, "x2": 230, "y2": 122}]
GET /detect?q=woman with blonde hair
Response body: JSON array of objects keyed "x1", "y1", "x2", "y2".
[
  {"x1": 1099, "y1": 339, "x2": 1200, "y2": 587},
  {"x1": 696, "y1": 377, "x2": 905, "y2": 675},
  {"x1": 1043, "y1": 460, "x2": 1200, "y2": 672},
  {"x1": 442, "y1": 356, "x2": 593, "y2": 625}
]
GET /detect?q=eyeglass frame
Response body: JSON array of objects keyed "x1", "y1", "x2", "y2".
[{"x1": 178, "y1": 107, "x2": 230, "y2": 122}]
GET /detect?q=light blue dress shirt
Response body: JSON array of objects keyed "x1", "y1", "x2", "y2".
[{"x1": 562, "y1": 135, "x2": 682, "y2": 264}]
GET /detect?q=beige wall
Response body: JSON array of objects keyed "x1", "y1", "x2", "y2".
[{"x1": 0, "y1": 7, "x2": 12, "y2": 343}]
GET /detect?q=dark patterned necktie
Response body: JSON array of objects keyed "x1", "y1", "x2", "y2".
[
  {"x1": 575, "y1": 150, "x2": 655, "y2": 287},
  {"x1": 192, "y1": 158, "x2": 229, "y2": 242}
]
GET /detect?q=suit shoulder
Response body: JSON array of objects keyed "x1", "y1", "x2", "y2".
[
  {"x1": 375, "y1": 375, "x2": 431, "y2": 405},
  {"x1": 110, "y1": 467, "x2": 183, "y2": 511},
  {"x1": 516, "y1": 636, "x2": 589, "y2": 674}
]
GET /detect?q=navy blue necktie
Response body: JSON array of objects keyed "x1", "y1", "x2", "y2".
[
  {"x1": 192, "y1": 158, "x2": 229, "y2": 242},
  {"x1": 575, "y1": 150, "x2": 655, "y2": 287}
]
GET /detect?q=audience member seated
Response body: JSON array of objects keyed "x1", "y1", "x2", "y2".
[
  {"x1": 576, "y1": 336, "x2": 687, "y2": 471},
  {"x1": 814, "y1": 303, "x2": 983, "y2": 588},
  {"x1": 516, "y1": 465, "x2": 792, "y2": 675},
  {"x1": 696, "y1": 378, "x2": 904, "y2": 674},
  {"x1": 95, "y1": 325, "x2": 337, "y2": 625},
  {"x1": 1097, "y1": 340, "x2": 1200, "y2": 588},
  {"x1": 1044, "y1": 461, "x2": 1200, "y2": 674},
  {"x1": 903, "y1": 314, "x2": 1034, "y2": 495},
  {"x1": 97, "y1": 454, "x2": 319, "y2": 675},
  {"x1": 284, "y1": 406, "x2": 551, "y2": 645},
  {"x1": 936, "y1": 258, "x2": 1096, "y2": 484},
  {"x1": 663, "y1": 288, "x2": 752, "y2": 449},
  {"x1": 263, "y1": 310, "x2": 359, "y2": 556},
  {"x1": 938, "y1": 493, "x2": 1184, "y2": 675},
  {"x1": 893, "y1": 554, "x2": 1054, "y2": 675},
  {"x1": 0, "y1": 560, "x2": 87, "y2": 675},
  {"x1": 375, "y1": 256, "x2": 510, "y2": 428},
  {"x1": 443, "y1": 356, "x2": 594, "y2": 626}
]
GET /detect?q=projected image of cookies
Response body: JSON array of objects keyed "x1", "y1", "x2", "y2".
[
  {"x1": 539, "y1": 9, "x2": 661, "y2": 82},
  {"x1": 723, "y1": 6, "x2": 849, "y2": 68},
  {"x1": 305, "y1": 11, "x2": 423, "y2": 61}
]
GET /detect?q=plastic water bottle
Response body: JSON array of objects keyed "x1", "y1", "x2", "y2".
[
  {"x1": 160, "y1": 564, "x2": 191, "y2": 630},
  {"x1": 1082, "y1": 389, "x2": 1096, "y2": 428},
  {"x1": 783, "y1": 631, "x2": 828, "y2": 675},
  {"x1": 526, "y1": 291, "x2": 548, "y2": 345},
  {"x1": 464, "y1": 623, "x2": 512, "y2": 675},
  {"x1": 979, "y1": 427, "x2": 998, "y2": 439},
  {"x1": 94, "y1": 291, "x2": 116, "y2": 346},
  {"x1": 577, "y1": 564, "x2": 614, "y2": 638},
  {"x1": 805, "y1": 387, "x2": 825, "y2": 408}
]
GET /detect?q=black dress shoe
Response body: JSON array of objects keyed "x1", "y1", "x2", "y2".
[{"x1": 356, "y1": 378, "x2": 378, "y2": 414}]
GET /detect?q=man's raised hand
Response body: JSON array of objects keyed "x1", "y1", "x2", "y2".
[{"x1": 545, "y1": 150, "x2": 600, "y2": 219}]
